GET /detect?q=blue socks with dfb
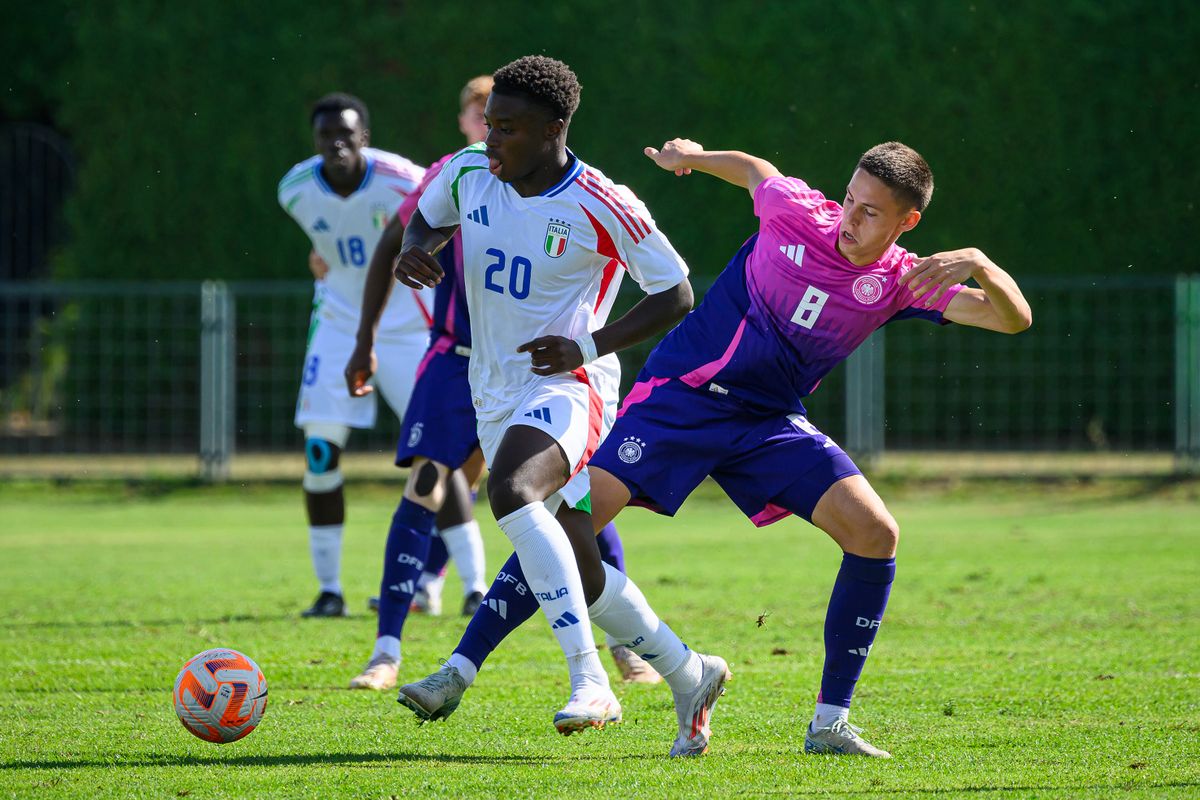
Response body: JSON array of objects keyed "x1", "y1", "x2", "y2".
[
  {"x1": 453, "y1": 551, "x2": 539, "y2": 669},
  {"x1": 452, "y1": 521, "x2": 629, "y2": 670},
  {"x1": 375, "y1": 499, "x2": 435, "y2": 656},
  {"x1": 818, "y1": 552, "x2": 895, "y2": 709}
]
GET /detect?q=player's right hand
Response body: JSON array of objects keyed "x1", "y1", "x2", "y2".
[
  {"x1": 644, "y1": 139, "x2": 700, "y2": 176},
  {"x1": 394, "y1": 247, "x2": 444, "y2": 289},
  {"x1": 344, "y1": 344, "x2": 378, "y2": 397},
  {"x1": 308, "y1": 249, "x2": 330, "y2": 280}
]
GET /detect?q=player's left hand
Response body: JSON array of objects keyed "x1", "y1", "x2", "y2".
[
  {"x1": 644, "y1": 138, "x2": 701, "y2": 176},
  {"x1": 344, "y1": 343, "x2": 378, "y2": 397},
  {"x1": 308, "y1": 249, "x2": 330, "y2": 280},
  {"x1": 904, "y1": 248, "x2": 980, "y2": 308},
  {"x1": 517, "y1": 336, "x2": 583, "y2": 376}
]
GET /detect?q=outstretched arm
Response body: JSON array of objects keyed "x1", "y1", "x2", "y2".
[
  {"x1": 345, "y1": 215, "x2": 407, "y2": 397},
  {"x1": 905, "y1": 248, "x2": 1032, "y2": 334},
  {"x1": 643, "y1": 138, "x2": 782, "y2": 196}
]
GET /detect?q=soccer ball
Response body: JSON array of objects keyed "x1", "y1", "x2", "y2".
[{"x1": 173, "y1": 648, "x2": 268, "y2": 743}]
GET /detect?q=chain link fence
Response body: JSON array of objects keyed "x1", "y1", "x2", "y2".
[{"x1": 2, "y1": 277, "x2": 1197, "y2": 479}]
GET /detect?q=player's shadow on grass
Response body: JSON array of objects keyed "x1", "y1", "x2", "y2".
[
  {"x1": 738, "y1": 783, "x2": 1200, "y2": 796},
  {"x1": 0, "y1": 752, "x2": 649, "y2": 770},
  {"x1": 0, "y1": 613, "x2": 297, "y2": 631}
]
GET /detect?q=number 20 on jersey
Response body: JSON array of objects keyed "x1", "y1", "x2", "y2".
[{"x1": 483, "y1": 247, "x2": 531, "y2": 300}]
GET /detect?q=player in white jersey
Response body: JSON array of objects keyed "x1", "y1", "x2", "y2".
[
  {"x1": 394, "y1": 56, "x2": 728, "y2": 740},
  {"x1": 277, "y1": 92, "x2": 429, "y2": 618}
]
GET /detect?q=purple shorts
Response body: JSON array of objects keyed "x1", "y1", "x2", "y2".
[
  {"x1": 589, "y1": 375, "x2": 861, "y2": 526},
  {"x1": 395, "y1": 334, "x2": 479, "y2": 470}
]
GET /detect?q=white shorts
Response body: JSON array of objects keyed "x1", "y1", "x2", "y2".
[
  {"x1": 294, "y1": 311, "x2": 428, "y2": 430},
  {"x1": 477, "y1": 368, "x2": 617, "y2": 508}
]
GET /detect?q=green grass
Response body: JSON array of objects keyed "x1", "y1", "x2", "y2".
[{"x1": 1, "y1": 479, "x2": 1199, "y2": 798}]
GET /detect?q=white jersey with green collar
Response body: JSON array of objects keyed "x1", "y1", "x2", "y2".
[
  {"x1": 278, "y1": 147, "x2": 429, "y2": 336},
  {"x1": 417, "y1": 143, "x2": 689, "y2": 420}
]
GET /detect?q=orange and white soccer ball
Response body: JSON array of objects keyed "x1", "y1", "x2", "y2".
[{"x1": 173, "y1": 648, "x2": 268, "y2": 743}]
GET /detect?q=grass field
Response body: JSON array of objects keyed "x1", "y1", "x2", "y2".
[{"x1": 2, "y1": 478, "x2": 1199, "y2": 798}]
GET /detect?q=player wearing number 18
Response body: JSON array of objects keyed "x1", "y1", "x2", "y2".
[{"x1": 277, "y1": 94, "x2": 429, "y2": 618}]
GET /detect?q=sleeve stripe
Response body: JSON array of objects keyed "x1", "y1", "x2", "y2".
[
  {"x1": 575, "y1": 179, "x2": 646, "y2": 244},
  {"x1": 450, "y1": 165, "x2": 487, "y2": 211},
  {"x1": 278, "y1": 170, "x2": 314, "y2": 193},
  {"x1": 580, "y1": 171, "x2": 651, "y2": 237},
  {"x1": 582, "y1": 169, "x2": 650, "y2": 235}
]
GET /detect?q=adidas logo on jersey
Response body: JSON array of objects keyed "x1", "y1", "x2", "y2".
[
  {"x1": 550, "y1": 611, "x2": 580, "y2": 629},
  {"x1": 312, "y1": 218, "x2": 331, "y2": 232},
  {"x1": 467, "y1": 205, "x2": 490, "y2": 226},
  {"x1": 485, "y1": 598, "x2": 508, "y2": 619},
  {"x1": 524, "y1": 407, "x2": 553, "y2": 424},
  {"x1": 780, "y1": 243, "x2": 805, "y2": 267}
]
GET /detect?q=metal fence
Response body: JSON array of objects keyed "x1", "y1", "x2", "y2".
[{"x1": 2, "y1": 277, "x2": 1197, "y2": 479}]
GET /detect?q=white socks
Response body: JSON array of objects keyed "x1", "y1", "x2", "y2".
[
  {"x1": 813, "y1": 703, "x2": 850, "y2": 729},
  {"x1": 441, "y1": 520, "x2": 488, "y2": 596},
  {"x1": 309, "y1": 524, "x2": 343, "y2": 595},
  {"x1": 372, "y1": 635, "x2": 400, "y2": 662},
  {"x1": 587, "y1": 563, "x2": 700, "y2": 693},
  {"x1": 447, "y1": 653, "x2": 478, "y2": 685},
  {"x1": 497, "y1": 502, "x2": 608, "y2": 693}
]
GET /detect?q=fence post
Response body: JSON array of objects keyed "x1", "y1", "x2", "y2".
[
  {"x1": 1177, "y1": 275, "x2": 1200, "y2": 474},
  {"x1": 200, "y1": 281, "x2": 235, "y2": 481},
  {"x1": 845, "y1": 328, "x2": 886, "y2": 467}
]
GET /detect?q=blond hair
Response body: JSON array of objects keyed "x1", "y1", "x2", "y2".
[{"x1": 459, "y1": 76, "x2": 493, "y2": 111}]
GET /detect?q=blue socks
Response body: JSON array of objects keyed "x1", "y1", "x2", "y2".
[
  {"x1": 424, "y1": 534, "x2": 450, "y2": 577},
  {"x1": 453, "y1": 551, "x2": 539, "y2": 669},
  {"x1": 819, "y1": 553, "x2": 895, "y2": 708},
  {"x1": 595, "y1": 522, "x2": 624, "y2": 572},
  {"x1": 452, "y1": 522, "x2": 631, "y2": 670},
  {"x1": 376, "y1": 499, "x2": 435, "y2": 643}
]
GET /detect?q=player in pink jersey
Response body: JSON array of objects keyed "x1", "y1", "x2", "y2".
[
  {"x1": 590, "y1": 138, "x2": 1032, "y2": 756},
  {"x1": 419, "y1": 137, "x2": 1031, "y2": 758}
]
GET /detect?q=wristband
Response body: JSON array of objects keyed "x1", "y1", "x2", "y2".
[{"x1": 573, "y1": 333, "x2": 599, "y2": 365}]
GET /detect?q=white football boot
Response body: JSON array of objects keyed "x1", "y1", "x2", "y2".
[
  {"x1": 668, "y1": 653, "x2": 731, "y2": 757},
  {"x1": 553, "y1": 686, "x2": 622, "y2": 735},
  {"x1": 397, "y1": 664, "x2": 469, "y2": 722},
  {"x1": 610, "y1": 645, "x2": 663, "y2": 684},
  {"x1": 804, "y1": 719, "x2": 892, "y2": 758},
  {"x1": 348, "y1": 654, "x2": 399, "y2": 691}
]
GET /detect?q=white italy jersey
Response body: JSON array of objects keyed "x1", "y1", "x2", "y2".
[
  {"x1": 278, "y1": 147, "x2": 430, "y2": 336},
  {"x1": 418, "y1": 144, "x2": 689, "y2": 420}
]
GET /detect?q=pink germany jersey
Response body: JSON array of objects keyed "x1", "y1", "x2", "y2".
[{"x1": 642, "y1": 175, "x2": 960, "y2": 413}]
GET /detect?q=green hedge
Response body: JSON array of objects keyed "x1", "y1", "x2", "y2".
[{"x1": 8, "y1": 0, "x2": 1197, "y2": 281}]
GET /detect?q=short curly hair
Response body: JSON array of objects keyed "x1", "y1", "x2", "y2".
[
  {"x1": 857, "y1": 142, "x2": 934, "y2": 212},
  {"x1": 310, "y1": 92, "x2": 370, "y2": 130},
  {"x1": 492, "y1": 55, "x2": 581, "y2": 122}
]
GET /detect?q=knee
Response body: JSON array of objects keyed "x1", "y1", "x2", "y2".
[
  {"x1": 858, "y1": 513, "x2": 899, "y2": 558},
  {"x1": 302, "y1": 424, "x2": 349, "y2": 494},
  {"x1": 486, "y1": 472, "x2": 537, "y2": 519},
  {"x1": 404, "y1": 459, "x2": 446, "y2": 509},
  {"x1": 303, "y1": 439, "x2": 343, "y2": 493}
]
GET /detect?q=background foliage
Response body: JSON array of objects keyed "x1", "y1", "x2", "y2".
[{"x1": 5, "y1": 0, "x2": 1197, "y2": 282}]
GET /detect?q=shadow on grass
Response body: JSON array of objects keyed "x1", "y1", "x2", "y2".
[
  {"x1": 737, "y1": 782, "x2": 1200, "y2": 796},
  {"x1": 0, "y1": 751, "x2": 649, "y2": 770},
  {"x1": 0, "y1": 613, "x2": 297, "y2": 631}
]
